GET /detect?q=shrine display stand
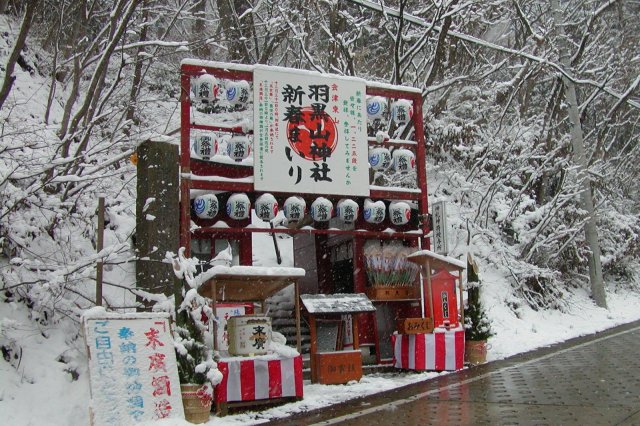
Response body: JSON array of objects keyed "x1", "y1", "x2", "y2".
[
  {"x1": 300, "y1": 293, "x2": 376, "y2": 384},
  {"x1": 197, "y1": 266, "x2": 305, "y2": 415},
  {"x1": 390, "y1": 250, "x2": 467, "y2": 372},
  {"x1": 178, "y1": 60, "x2": 432, "y2": 363}
]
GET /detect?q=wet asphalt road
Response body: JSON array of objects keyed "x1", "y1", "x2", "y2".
[{"x1": 267, "y1": 320, "x2": 640, "y2": 425}]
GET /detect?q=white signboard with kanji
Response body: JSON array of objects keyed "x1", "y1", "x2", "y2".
[
  {"x1": 432, "y1": 201, "x2": 448, "y2": 255},
  {"x1": 83, "y1": 311, "x2": 184, "y2": 425},
  {"x1": 214, "y1": 303, "x2": 250, "y2": 351},
  {"x1": 253, "y1": 66, "x2": 370, "y2": 196}
]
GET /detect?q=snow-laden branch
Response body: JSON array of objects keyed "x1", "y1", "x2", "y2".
[
  {"x1": 348, "y1": 0, "x2": 640, "y2": 110},
  {"x1": 570, "y1": 0, "x2": 620, "y2": 66}
]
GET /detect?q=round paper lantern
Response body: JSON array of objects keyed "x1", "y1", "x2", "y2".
[
  {"x1": 193, "y1": 194, "x2": 219, "y2": 219},
  {"x1": 192, "y1": 133, "x2": 218, "y2": 160},
  {"x1": 225, "y1": 80, "x2": 251, "y2": 108},
  {"x1": 226, "y1": 135, "x2": 251, "y2": 161},
  {"x1": 363, "y1": 199, "x2": 386, "y2": 224},
  {"x1": 283, "y1": 196, "x2": 306, "y2": 223},
  {"x1": 367, "y1": 96, "x2": 387, "y2": 121},
  {"x1": 255, "y1": 193, "x2": 278, "y2": 221},
  {"x1": 392, "y1": 148, "x2": 416, "y2": 174},
  {"x1": 389, "y1": 201, "x2": 412, "y2": 225},
  {"x1": 226, "y1": 193, "x2": 251, "y2": 220},
  {"x1": 194, "y1": 74, "x2": 222, "y2": 103},
  {"x1": 391, "y1": 99, "x2": 413, "y2": 125},
  {"x1": 310, "y1": 197, "x2": 333, "y2": 222},
  {"x1": 368, "y1": 147, "x2": 392, "y2": 171},
  {"x1": 336, "y1": 199, "x2": 359, "y2": 223}
]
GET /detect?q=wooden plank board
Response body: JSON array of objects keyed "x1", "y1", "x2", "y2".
[{"x1": 197, "y1": 275, "x2": 295, "y2": 301}]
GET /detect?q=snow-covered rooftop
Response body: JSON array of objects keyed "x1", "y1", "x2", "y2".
[
  {"x1": 197, "y1": 265, "x2": 305, "y2": 283},
  {"x1": 407, "y1": 249, "x2": 466, "y2": 270}
]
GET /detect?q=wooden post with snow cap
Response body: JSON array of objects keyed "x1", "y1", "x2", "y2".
[{"x1": 96, "y1": 195, "x2": 105, "y2": 306}]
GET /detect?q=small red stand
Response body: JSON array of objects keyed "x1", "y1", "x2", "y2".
[
  {"x1": 216, "y1": 355, "x2": 304, "y2": 415},
  {"x1": 391, "y1": 250, "x2": 467, "y2": 372},
  {"x1": 392, "y1": 327, "x2": 465, "y2": 371}
]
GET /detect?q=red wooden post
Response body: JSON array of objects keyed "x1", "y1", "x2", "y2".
[
  {"x1": 179, "y1": 72, "x2": 192, "y2": 256},
  {"x1": 309, "y1": 315, "x2": 318, "y2": 382},
  {"x1": 412, "y1": 93, "x2": 430, "y2": 250}
]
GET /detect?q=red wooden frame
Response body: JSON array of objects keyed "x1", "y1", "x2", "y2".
[{"x1": 179, "y1": 59, "x2": 431, "y2": 358}]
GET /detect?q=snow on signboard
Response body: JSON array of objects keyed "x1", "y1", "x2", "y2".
[
  {"x1": 253, "y1": 65, "x2": 369, "y2": 196},
  {"x1": 83, "y1": 311, "x2": 184, "y2": 425}
]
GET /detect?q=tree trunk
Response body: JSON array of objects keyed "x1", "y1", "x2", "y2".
[
  {"x1": 551, "y1": 0, "x2": 607, "y2": 309},
  {"x1": 125, "y1": 0, "x2": 149, "y2": 127},
  {"x1": 0, "y1": 0, "x2": 39, "y2": 110}
]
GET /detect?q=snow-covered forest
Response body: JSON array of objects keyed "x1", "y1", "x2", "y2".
[{"x1": 1, "y1": 0, "x2": 639, "y2": 423}]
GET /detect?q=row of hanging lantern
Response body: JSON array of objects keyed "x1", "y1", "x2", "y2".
[
  {"x1": 194, "y1": 130, "x2": 415, "y2": 173},
  {"x1": 366, "y1": 96, "x2": 414, "y2": 125},
  {"x1": 368, "y1": 146, "x2": 416, "y2": 174},
  {"x1": 192, "y1": 133, "x2": 252, "y2": 162},
  {"x1": 191, "y1": 74, "x2": 252, "y2": 108},
  {"x1": 193, "y1": 77, "x2": 412, "y2": 122},
  {"x1": 193, "y1": 193, "x2": 413, "y2": 225}
]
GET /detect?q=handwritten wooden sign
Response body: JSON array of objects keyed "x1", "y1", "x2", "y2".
[
  {"x1": 83, "y1": 310, "x2": 184, "y2": 425},
  {"x1": 396, "y1": 317, "x2": 434, "y2": 334}
]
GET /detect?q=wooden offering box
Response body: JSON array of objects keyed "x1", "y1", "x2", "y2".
[
  {"x1": 313, "y1": 351, "x2": 363, "y2": 385},
  {"x1": 397, "y1": 317, "x2": 434, "y2": 334},
  {"x1": 300, "y1": 293, "x2": 376, "y2": 385}
]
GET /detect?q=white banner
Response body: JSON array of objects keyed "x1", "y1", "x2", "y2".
[
  {"x1": 83, "y1": 313, "x2": 184, "y2": 425},
  {"x1": 254, "y1": 66, "x2": 369, "y2": 196}
]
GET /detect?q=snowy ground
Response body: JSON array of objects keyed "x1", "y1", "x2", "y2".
[{"x1": 2, "y1": 231, "x2": 640, "y2": 426}]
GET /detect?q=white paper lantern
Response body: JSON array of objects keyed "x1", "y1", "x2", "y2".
[
  {"x1": 193, "y1": 194, "x2": 219, "y2": 219},
  {"x1": 225, "y1": 80, "x2": 251, "y2": 108},
  {"x1": 226, "y1": 135, "x2": 251, "y2": 161},
  {"x1": 195, "y1": 74, "x2": 222, "y2": 103},
  {"x1": 363, "y1": 199, "x2": 386, "y2": 224},
  {"x1": 192, "y1": 133, "x2": 218, "y2": 160},
  {"x1": 311, "y1": 197, "x2": 333, "y2": 222},
  {"x1": 283, "y1": 196, "x2": 306, "y2": 222},
  {"x1": 255, "y1": 193, "x2": 279, "y2": 221},
  {"x1": 391, "y1": 99, "x2": 413, "y2": 125},
  {"x1": 336, "y1": 199, "x2": 359, "y2": 223},
  {"x1": 389, "y1": 201, "x2": 412, "y2": 225},
  {"x1": 392, "y1": 148, "x2": 416, "y2": 174},
  {"x1": 368, "y1": 147, "x2": 392, "y2": 171},
  {"x1": 226, "y1": 193, "x2": 251, "y2": 220},
  {"x1": 367, "y1": 96, "x2": 388, "y2": 121}
]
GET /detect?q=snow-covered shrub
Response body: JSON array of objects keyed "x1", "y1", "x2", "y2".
[
  {"x1": 464, "y1": 257, "x2": 493, "y2": 341},
  {"x1": 166, "y1": 250, "x2": 222, "y2": 398}
]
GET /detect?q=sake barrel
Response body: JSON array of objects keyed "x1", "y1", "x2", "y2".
[{"x1": 227, "y1": 315, "x2": 272, "y2": 356}]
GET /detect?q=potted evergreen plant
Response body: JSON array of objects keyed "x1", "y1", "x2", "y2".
[
  {"x1": 464, "y1": 254, "x2": 493, "y2": 365},
  {"x1": 171, "y1": 249, "x2": 222, "y2": 423},
  {"x1": 174, "y1": 292, "x2": 215, "y2": 424}
]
